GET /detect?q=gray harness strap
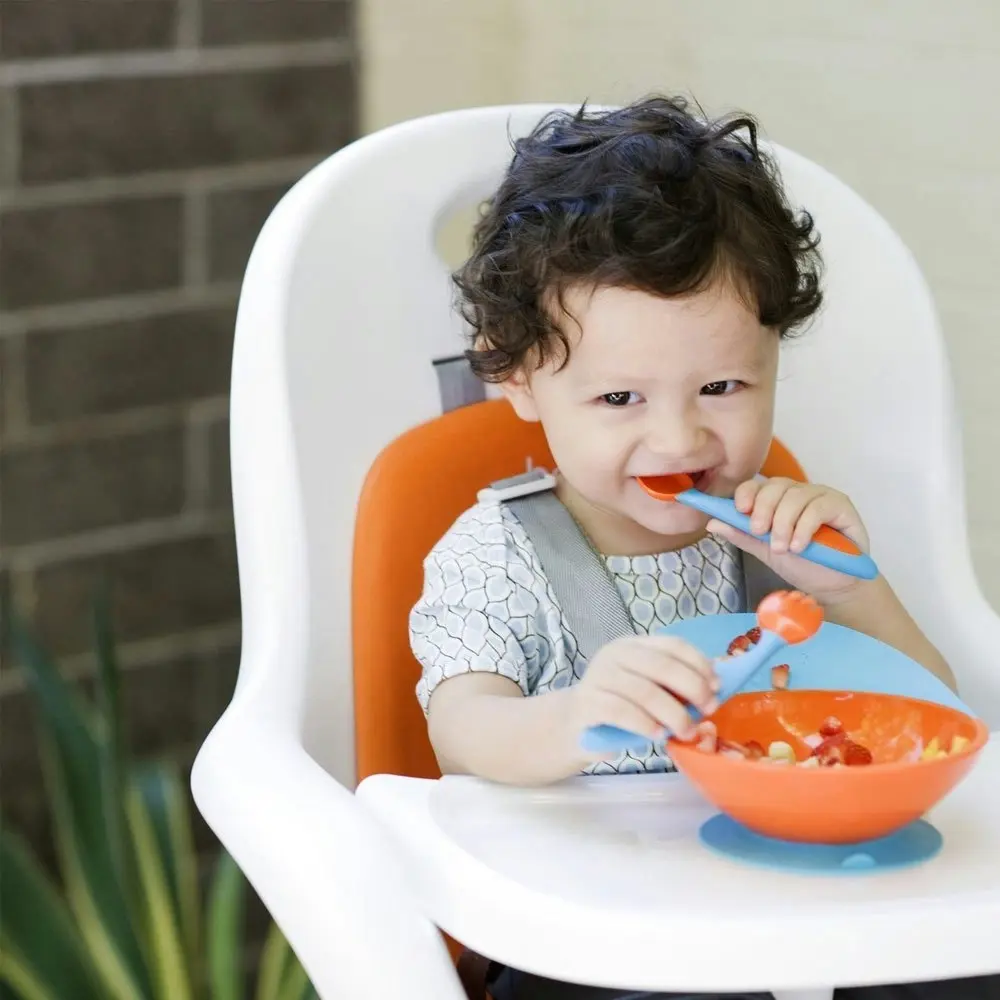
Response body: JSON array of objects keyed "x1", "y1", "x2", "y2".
[
  {"x1": 505, "y1": 490, "x2": 635, "y2": 659},
  {"x1": 493, "y1": 470, "x2": 785, "y2": 661}
]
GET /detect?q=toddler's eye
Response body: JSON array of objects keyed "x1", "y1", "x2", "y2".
[
  {"x1": 600, "y1": 391, "x2": 641, "y2": 407},
  {"x1": 700, "y1": 380, "x2": 743, "y2": 397}
]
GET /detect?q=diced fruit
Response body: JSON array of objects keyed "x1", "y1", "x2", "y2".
[
  {"x1": 727, "y1": 634, "x2": 752, "y2": 655},
  {"x1": 745, "y1": 626, "x2": 762, "y2": 645},
  {"x1": 843, "y1": 741, "x2": 874, "y2": 766},
  {"x1": 770, "y1": 664, "x2": 790, "y2": 689},
  {"x1": 813, "y1": 735, "x2": 847, "y2": 766},
  {"x1": 919, "y1": 737, "x2": 941, "y2": 761},
  {"x1": 690, "y1": 722, "x2": 880, "y2": 769},
  {"x1": 819, "y1": 716, "x2": 845, "y2": 737},
  {"x1": 950, "y1": 735, "x2": 970, "y2": 755},
  {"x1": 767, "y1": 740, "x2": 797, "y2": 763}
]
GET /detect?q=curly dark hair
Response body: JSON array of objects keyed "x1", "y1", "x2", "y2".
[{"x1": 454, "y1": 96, "x2": 823, "y2": 382}]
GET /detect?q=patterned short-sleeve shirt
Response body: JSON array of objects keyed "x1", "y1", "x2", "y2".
[{"x1": 409, "y1": 499, "x2": 747, "y2": 773}]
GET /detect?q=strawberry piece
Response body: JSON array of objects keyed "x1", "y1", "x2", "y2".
[
  {"x1": 745, "y1": 626, "x2": 762, "y2": 645},
  {"x1": 727, "y1": 634, "x2": 752, "y2": 655},
  {"x1": 812, "y1": 732, "x2": 847, "y2": 765},
  {"x1": 819, "y1": 716, "x2": 844, "y2": 737},
  {"x1": 770, "y1": 664, "x2": 789, "y2": 689},
  {"x1": 843, "y1": 741, "x2": 873, "y2": 766},
  {"x1": 817, "y1": 743, "x2": 846, "y2": 766}
]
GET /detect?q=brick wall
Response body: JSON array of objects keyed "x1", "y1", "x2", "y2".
[{"x1": 0, "y1": 0, "x2": 357, "y2": 900}]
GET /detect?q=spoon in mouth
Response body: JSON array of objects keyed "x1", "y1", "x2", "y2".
[{"x1": 637, "y1": 474, "x2": 878, "y2": 580}]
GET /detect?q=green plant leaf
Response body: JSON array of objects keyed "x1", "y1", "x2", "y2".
[
  {"x1": 254, "y1": 922, "x2": 295, "y2": 1000},
  {"x1": 126, "y1": 766, "x2": 196, "y2": 1000},
  {"x1": 11, "y1": 614, "x2": 154, "y2": 1000},
  {"x1": 206, "y1": 851, "x2": 246, "y2": 1000},
  {"x1": 0, "y1": 830, "x2": 103, "y2": 1000},
  {"x1": 131, "y1": 761, "x2": 202, "y2": 985},
  {"x1": 91, "y1": 586, "x2": 134, "y2": 908},
  {"x1": 41, "y1": 738, "x2": 153, "y2": 1000},
  {"x1": 275, "y1": 957, "x2": 311, "y2": 1000}
]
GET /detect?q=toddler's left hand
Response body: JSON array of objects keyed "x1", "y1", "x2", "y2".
[{"x1": 706, "y1": 477, "x2": 871, "y2": 602}]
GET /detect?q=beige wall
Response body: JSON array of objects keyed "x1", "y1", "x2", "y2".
[{"x1": 359, "y1": 0, "x2": 1000, "y2": 605}]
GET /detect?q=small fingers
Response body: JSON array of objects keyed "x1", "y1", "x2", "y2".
[
  {"x1": 639, "y1": 635, "x2": 718, "y2": 687},
  {"x1": 747, "y1": 477, "x2": 799, "y2": 536},
  {"x1": 768, "y1": 485, "x2": 823, "y2": 553},
  {"x1": 622, "y1": 642, "x2": 719, "y2": 715},
  {"x1": 733, "y1": 478, "x2": 764, "y2": 515},
  {"x1": 586, "y1": 689, "x2": 667, "y2": 745},
  {"x1": 593, "y1": 670, "x2": 698, "y2": 740}
]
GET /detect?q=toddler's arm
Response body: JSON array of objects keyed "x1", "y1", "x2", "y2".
[
  {"x1": 424, "y1": 633, "x2": 719, "y2": 785},
  {"x1": 822, "y1": 578, "x2": 956, "y2": 691},
  {"x1": 427, "y1": 673, "x2": 590, "y2": 785}
]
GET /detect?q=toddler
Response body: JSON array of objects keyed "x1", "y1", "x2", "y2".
[{"x1": 410, "y1": 96, "x2": 991, "y2": 1000}]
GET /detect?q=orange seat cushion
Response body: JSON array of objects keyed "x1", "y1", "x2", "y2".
[{"x1": 351, "y1": 398, "x2": 806, "y2": 783}]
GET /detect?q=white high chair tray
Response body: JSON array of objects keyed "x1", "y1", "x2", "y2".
[{"x1": 356, "y1": 735, "x2": 1000, "y2": 996}]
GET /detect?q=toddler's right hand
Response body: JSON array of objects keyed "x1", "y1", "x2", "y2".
[{"x1": 569, "y1": 635, "x2": 720, "y2": 754}]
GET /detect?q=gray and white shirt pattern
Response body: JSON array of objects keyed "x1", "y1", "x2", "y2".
[{"x1": 410, "y1": 500, "x2": 747, "y2": 774}]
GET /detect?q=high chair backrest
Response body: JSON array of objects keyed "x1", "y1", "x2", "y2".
[
  {"x1": 226, "y1": 104, "x2": 1000, "y2": 795},
  {"x1": 352, "y1": 399, "x2": 806, "y2": 781}
]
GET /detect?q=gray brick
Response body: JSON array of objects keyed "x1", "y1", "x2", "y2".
[
  {"x1": 0, "y1": 688, "x2": 42, "y2": 789},
  {"x1": 1, "y1": 426, "x2": 186, "y2": 548},
  {"x1": 0, "y1": 0, "x2": 178, "y2": 58},
  {"x1": 0, "y1": 86, "x2": 19, "y2": 189},
  {"x1": 0, "y1": 197, "x2": 182, "y2": 310},
  {"x1": 1, "y1": 568, "x2": 18, "y2": 677},
  {"x1": 207, "y1": 416, "x2": 232, "y2": 510},
  {"x1": 33, "y1": 529, "x2": 240, "y2": 656},
  {"x1": 207, "y1": 181, "x2": 291, "y2": 282},
  {"x1": 201, "y1": 0, "x2": 351, "y2": 46},
  {"x1": 20, "y1": 64, "x2": 356, "y2": 183},
  {"x1": 122, "y1": 655, "x2": 202, "y2": 758},
  {"x1": 197, "y1": 642, "x2": 240, "y2": 729},
  {"x1": 24, "y1": 305, "x2": 235, "y2": 424}
]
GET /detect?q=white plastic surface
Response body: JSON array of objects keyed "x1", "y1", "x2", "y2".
[
  {"x1": 191, "y1": 104, "x2": 1000, "y2": 997},
  {"x1": 191, "y1": 712, "x2": 466, "y2": 999},
  {"x1": 357, "y1": 736, "x2": 1000, "y2": 995}
]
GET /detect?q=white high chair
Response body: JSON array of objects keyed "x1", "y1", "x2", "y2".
[{"x1": 191, "y1": 104, "x2": 1000, "y2": 997}]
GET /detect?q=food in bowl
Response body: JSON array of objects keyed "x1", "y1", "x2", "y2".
[
  {"x1": 668, "y1": 689, "x2": 988, "y2": 843},
  {"x1": 691, "y1": 714, "x2": 972, "y2": 769}
]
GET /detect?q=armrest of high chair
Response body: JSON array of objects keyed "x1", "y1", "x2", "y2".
[
  {"x1": 190, "y1": 696, "x2": 467, "y2": 1000},
  {"x1": 939, "y1": 582, "x2": 1000, "y2": 731}
]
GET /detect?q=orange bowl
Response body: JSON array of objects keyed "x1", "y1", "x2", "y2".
[{"x1": 668, "y1": 690, "x2": 988, "y2": 844}]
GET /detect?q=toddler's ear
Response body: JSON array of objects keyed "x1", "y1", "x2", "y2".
[{"x1": 497, "y1": 368, "x2": 540, "y2": 422}]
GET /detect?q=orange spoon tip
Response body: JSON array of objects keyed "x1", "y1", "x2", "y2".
[
  {"x1": 756, "y1": 590, "x2": 824, "y2": 645},
  {"x1": 637, "y1": 473, "x2": 695, "y2": 500}
]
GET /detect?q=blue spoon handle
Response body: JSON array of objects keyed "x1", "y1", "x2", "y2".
[
  {"x1": 580, "y1": 631, "x2": 786, "y2": 754},
  {"x1": 675, "y1": 490, "x2": 878, "y2": 580}
]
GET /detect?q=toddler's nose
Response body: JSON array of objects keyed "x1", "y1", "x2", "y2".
[{"x1": 645, "y1": 416, "x2": 707, "y2": 463}]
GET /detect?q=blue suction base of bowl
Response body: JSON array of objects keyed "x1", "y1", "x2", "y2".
[{"x1": 699, "y1": 814, "x2": 942, "y2": 875}]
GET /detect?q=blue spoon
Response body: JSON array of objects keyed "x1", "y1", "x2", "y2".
[
  {"x1": 580, "y1": 590, "x2": 824, "y2": 755},
  {"x1": 638, "y1": 474, "x2": 878, "y2": 580}
]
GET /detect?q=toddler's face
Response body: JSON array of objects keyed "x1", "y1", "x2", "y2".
[{"x1": 500, "y1": 282, "x2": 778, "y2": 554}]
